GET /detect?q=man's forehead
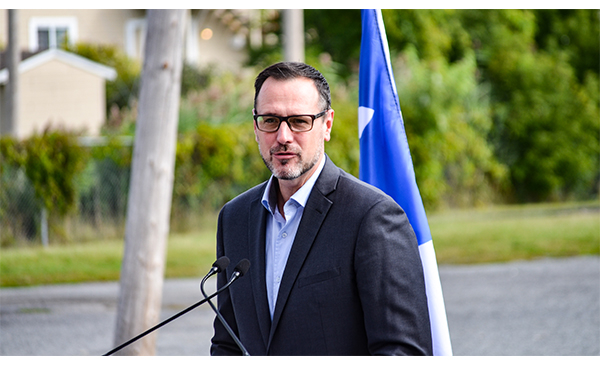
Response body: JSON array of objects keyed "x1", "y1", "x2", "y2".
[
  {"x1": 262, "y1": 76, "x2": 316, "y2": 89},
  {"x1": 257, "y1": 77, "x2": 320, "y2": 105}
]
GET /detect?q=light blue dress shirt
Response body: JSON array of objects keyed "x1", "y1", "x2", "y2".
[{"x1": 261, "y1": 157, "x2": 326, "y2": 319}]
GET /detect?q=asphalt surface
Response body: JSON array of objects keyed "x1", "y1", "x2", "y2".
[{"x1": 1, "y1": 255, "x2": 598, "y2": 356}]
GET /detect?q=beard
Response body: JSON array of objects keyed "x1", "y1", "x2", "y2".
[{"x1": 260, "y1": 143, "x2": 323, "y2": 181}]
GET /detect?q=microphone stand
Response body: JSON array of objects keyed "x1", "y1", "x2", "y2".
[
  {"x1": 201, "y1": 271, "x2": 250, "y2": 355},
  {"x1": 103, "y1": 260, "x2": 241, "y2": 356}
]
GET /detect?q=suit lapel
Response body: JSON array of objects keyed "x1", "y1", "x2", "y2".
[
  {"x1": 267, "y1": 157, "x2": 339, "y2": 347},
  {"x1": 248, "y1": 190, "x2": 272, "y2": 349}
]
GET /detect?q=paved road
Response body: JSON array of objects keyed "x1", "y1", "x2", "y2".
[{"x1": 1, "y1": 256, "x2": 598, "y2": 356}]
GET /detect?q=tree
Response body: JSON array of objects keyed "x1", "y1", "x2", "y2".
[
  {"x1": 112, "y1": 9, "x2": 186, "y2": 355},
  {"x1": 460, "y1": 9, "x2": 599, "y2": 201}
]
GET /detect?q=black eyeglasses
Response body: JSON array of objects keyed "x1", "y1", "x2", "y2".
[{"x1": 253, "y1": 110, "x2": 328, "y2": 133}]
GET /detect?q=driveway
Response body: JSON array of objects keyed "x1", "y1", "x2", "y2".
[{"x1": 1, "y1": 256, "x2": 598, "y2": 356}]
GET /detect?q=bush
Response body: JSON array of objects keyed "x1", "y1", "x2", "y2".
[
  {"x1": 1, "y1": 131, "x2": 89, "y2": 245},
  {"x1": 172, "y1": 123, "x2": 269, "y2": 229},
  {"x1": 394, "y1": 46, "x2": 508, "y2": 208}
]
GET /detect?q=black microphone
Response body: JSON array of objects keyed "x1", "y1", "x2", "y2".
[
  {"x1": 103, "y1": 257, "x2": 239, "y2": 356},
  {"x1": 210, "y1": 256, "x2": 230, "y2": 277},
  {"x1": 202, "y1": 259, "x2": 251, "y2": 356}
]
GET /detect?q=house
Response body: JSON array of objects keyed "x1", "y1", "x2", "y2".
[
  {"x1": 0, "y1": 9, "x2": 263, "y2": 138},
  {"x1": 0, "y1": 48, "x2": 116, "y2": 139},
  {"x1": 0, "y1": 9, "x2": 261, "y2": 70}
]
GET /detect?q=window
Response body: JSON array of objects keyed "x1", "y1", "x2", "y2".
[
  {"x1": 125, "y1": 18, "x2": 146, "y2": 60},
  {"x1": 29, "y1": 17, "x2": 78, "y2": 52}
]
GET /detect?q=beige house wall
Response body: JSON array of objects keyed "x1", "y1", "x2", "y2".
[
  {"x1": 16, "y1": 58, "x2": 105, "y2": 139},
  {"x1": 0, "y1": 9, "x2": 145, "y2": 52},
  {"x1": 1, "y1": 9, "x2": 253, "y2": 69}
]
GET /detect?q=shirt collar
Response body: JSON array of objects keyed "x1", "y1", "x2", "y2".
[{"x1": 261, "y1": 155, "x2": 326, "y2": 214}]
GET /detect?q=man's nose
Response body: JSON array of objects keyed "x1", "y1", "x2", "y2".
[{"x1": 276, "y1": 121, "x2": 294, "y2": 144}]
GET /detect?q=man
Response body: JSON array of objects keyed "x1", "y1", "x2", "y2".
[{"x1": 210, "y1": 62, "x2": 432, "y2": 355}]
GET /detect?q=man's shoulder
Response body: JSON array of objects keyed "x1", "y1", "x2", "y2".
[
  {"x1": 316, "y1": 159, "x2": 401, "y2": 212},
  {"x1": 333, "y1": 166, "x2": 394, "y2": 202}
]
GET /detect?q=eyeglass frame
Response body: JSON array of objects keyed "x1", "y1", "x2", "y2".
[{"x1": 253, "y1": 110, "x2": 329, "y2": 133}]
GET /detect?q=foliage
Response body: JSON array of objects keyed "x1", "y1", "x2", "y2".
[
  {"x1": 76, "y1": 136, "x2": 133, "y2": 233},
  {"x1": 180, "y1": 62, "x2": 212, "y2": 96},
  {"x1": 300, "y1": 9, "x2": 599, "y2": 203},
  {"x1": 3, "y1": 10, "x2": 597, "y2": 248},
  {"x1": 458, "y1": 9, "x2": 600, "y2": 201},
  {"x1": 304, "y1": 9, "x2": 362, "y2": 78},
  {"x1": 80, "y1": 9, "x2": 597, "y2": 208},
  {"x1": 0, "y1": 162, "x2": 40, "y2": 245},
  {"x1": 382, "y1": 9, "x2": 472, "y2": 64},
  {"x1": 395, "y1": 46, "x2": 508, "y2": 208},
  {"x1": 173, "y1": 122, "x2": 270, "y2": 222},
  {"x1": 1, "y1": 131, "x2": 88, "y2": 216},
  {"x1": 490, "y1": 51, "x2": 599, "y2": 201},
  {"x1": 533, "y1": 9, "x2": 600, "y2": 83},
  {"x1": 179, "y1": 67, "x2": 256, "y2": 131},
  {"x1": 1, "y1": 133, "x2": 133, "y2": 246}
]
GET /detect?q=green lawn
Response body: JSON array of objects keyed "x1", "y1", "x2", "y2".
[
  {"x1": 1, "y1": 200, "x2": 598, "y2": 287},
  {"x1": 429, "y1": 200, "x2": 600, "y2": 264}
]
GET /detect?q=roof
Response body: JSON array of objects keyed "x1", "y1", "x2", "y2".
[{"x1": 0, "y1": 48, "x2": 117, "y2": 85}]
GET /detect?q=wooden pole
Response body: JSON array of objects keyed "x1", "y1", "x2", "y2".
[
  {"x1": 112, "y1": 9, "x2": 186, "y2": 356},
  {"x1": 2, "y1": 9, "x2": 19, "y2": 136},
  {"x1": 282, "y1": 9, "x2": 305, "y2": 63}
]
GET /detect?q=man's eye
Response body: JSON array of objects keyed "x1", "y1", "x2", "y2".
[
  {"x1": 289, "y1": 117, "x2": 310, "y2": 125},
  {"x1": 262, "y1": 117, "x2": 279, "y2": 124}
]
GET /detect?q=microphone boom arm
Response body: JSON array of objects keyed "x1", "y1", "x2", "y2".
[
  {"x1": 201, "y1": 270, "x2": 250, "y2": 356},
  {"x1": 103, "y1": 268, "x2": 239, "y2": 356}
]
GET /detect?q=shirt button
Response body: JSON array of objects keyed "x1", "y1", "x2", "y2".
[{"x1": 281, "y1": 232, "x2": 288, "y2": 238}]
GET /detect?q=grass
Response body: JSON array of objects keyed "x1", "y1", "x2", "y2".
[
  {"x1": 0, "y1": 230, "x2": 217, "y2": 287},
  {"x1": 429, "y1": 200, "x2": 600, "y2": 264},
  {"x1": 1, "y1": 200, "x2": 598, "y2": 287}
]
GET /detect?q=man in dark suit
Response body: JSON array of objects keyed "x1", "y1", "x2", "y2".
[{"x1": 210, "y1": 62, "x2": 432, "y2": 355}]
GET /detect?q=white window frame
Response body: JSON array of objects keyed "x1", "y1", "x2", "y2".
[
  {"x1": 28, "y1": 17, "x2": 78, "y2": 52},
  {"x1": 125, "y1": 18, "x2": 147, "y2": 59}
]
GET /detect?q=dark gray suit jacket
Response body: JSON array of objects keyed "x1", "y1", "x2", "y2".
[{"x1": 210, "y1": 156, "x2": 432, "y2": 355}]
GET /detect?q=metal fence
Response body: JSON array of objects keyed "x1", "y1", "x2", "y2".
[{"x1": 0, "y1": 156, "x2": 131, "y2": 247}]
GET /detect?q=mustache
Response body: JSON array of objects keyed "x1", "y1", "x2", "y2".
[{"x1": 270, "y1": 144, "x2": 300, "y2": 155}]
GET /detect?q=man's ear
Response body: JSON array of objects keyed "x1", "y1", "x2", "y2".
[
  {"x1": 252, "y1": 108, "x2": 259, "y2": 142},
  {"x1": 324, "y1": 109, "x2": 334, "y2": 142}
]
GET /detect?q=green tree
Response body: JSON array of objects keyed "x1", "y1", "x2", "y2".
[
  {"x1": 534, "y1": 9, "x2": 599, "y2": 83},
  {"x1": 395, "y1": 46, "x2": 507, "y2": 208},
  {"x1": 382, "y1": 9, "x2": 472, "y2": 64},
  {"x1": 460, "y1": 9, "x2": 599, "y2": 201}
]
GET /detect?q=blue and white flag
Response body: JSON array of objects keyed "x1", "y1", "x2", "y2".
[{"x1": 358, "y1": 9, "x2": 452, "y2": 356}]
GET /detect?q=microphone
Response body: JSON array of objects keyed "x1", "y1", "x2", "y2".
[
  {"x1": 103, "y1": 257, "x2": 242, "y2": 356},
  {"x1": 209, "y1": 256, "x2": 230, "y2": 278},
  {"x1": 201, "y1": 259, "x2": 251, "y2": 356}
]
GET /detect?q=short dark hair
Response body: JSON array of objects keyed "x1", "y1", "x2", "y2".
[{"x1": 254, "y1": 62, "x2": 331, "y2": 112}]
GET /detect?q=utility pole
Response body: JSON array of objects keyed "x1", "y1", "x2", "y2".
[
  {"x1": 112, "y1": 9, "x2": 186, "y2": 355},
  {"x1": 2, "y1": 9, "x2": 19, "y2": 136},
  {"x1": 282, "y1": 9, "x2": 304, "y2": 62}
]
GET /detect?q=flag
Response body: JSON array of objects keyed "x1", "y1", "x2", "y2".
[{"x1": 358, "y1": 9, "x2": 452, "y2": 356}]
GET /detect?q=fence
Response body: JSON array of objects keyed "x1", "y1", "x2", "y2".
[
  {"x1": 1, "y1": 130, "x2": 272, "y2": 248},
  {"x1": 0, "y1": 155, "x2": 131, "y2": 247}
]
